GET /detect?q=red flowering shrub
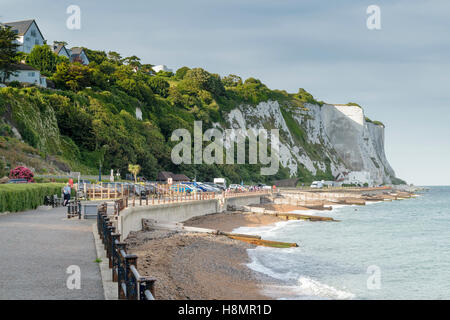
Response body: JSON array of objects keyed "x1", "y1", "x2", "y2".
[{"x1": 9, "y1": 166, "x2": 35, "y2": 182}]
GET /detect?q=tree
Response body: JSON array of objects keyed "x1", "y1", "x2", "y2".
[
  {"x1": 222, "y1": 74, "x2": 242, "y2": 87},
  {"x1": 123, "y1": 55, "x2": 141, "y2": 68},
  {"x1": 0, "y1": 26, "x2": 20, "y2": 83},
  {"x1": 147, "y1": 76, "x2": 169, "y2": 97},
  {"x1": 27, "y1": 45, "x2": 58, "y2": 76},
  {"x1": 128, "y1": 164, "x2": 141, "y2": 183},
  {"x1": 51, "y1": 62, "x2": 92, "y2": 90},
  {"x1": 107, "y1": 51, "x2": 123, "y2": 64},
  {"x1": 175, "y1": 66, "x2": 190, "y2": 80},
  {"x1": 83, "y1": 48, "x2": 107, "y2": 65},
  {"x1": 141, "y1": 64, "x2": 154, "y2": 75},
  {"x1": 183, "y1": 68, "x2": 225, "y2": 96}
]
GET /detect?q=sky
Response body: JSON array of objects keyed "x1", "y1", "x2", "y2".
[{"x1": 1, "y1": 0, "x2": 449, "y2": 185}]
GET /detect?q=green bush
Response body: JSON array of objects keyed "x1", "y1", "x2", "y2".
[{"x1": 0, "y1": 183, "x2": 64, "y2": 213}]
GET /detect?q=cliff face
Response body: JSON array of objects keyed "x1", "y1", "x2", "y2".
[{"x1": 224, "y1": 101, "x2": 397, "y2": 185}]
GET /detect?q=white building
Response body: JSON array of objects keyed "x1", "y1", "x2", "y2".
[
  {"x1": 52, "y1": 42, "x2": 71, "y2": 59},
  {"x1": 152, "y1": 65, "x2": 172, "y2": 73},
  {"x1": 4, "y1": 20, "x2": 45, "y2": 54},
  {"x1": 3, "y1": 64, "x2": 47, "y2": 88},
  {"x1": 70, "y1": 47, "x2": 90, "y2": 65}
]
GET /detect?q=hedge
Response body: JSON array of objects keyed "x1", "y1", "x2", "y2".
[{"x1": 0, "y1": 183, "x2": 65, "y2": 213}]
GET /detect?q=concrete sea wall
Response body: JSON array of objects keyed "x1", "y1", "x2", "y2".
[{"x1": 118, "y1": 194, "x2": 263, "y2": 240}]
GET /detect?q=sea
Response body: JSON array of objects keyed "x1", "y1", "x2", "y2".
[{"x1": 233, "y1": 186, "x2": 450, "y2": 299}]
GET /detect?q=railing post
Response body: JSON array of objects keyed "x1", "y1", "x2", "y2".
[
  {"x1": 125, "y1": 254, "x2": 138, "y2": 300},
  {"x1": 110, "y1": 233, "x2": 120, "y2": 269},
  {"x1": 112, "y1": 240, "x2": 125, "y2": 283},
  {"x1": 118, "y1": 250, "x2": 127, "y2": 300},
  {"x1": 107, "y1": 225, "x2": 115, "y2": 268},
  {"x1": 140, "y1": 277, "x2": 157, "y2": 300}
]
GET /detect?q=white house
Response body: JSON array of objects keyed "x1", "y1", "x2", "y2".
[
  {"x1": 70, "y1": 47, "x2": 90, "y2": 65},
  {"x1": 152, "y1": 65, "x2": 172, "y2": 73},
  {"x1": 4, "y1": 20, "x2": 45, "y2": 54},
  {"x1": 3, "y1": 64, "x2": 47, "y2": 88},
  {"x1": 52, "y1": 42, "x2": 71, "y2": 59}
]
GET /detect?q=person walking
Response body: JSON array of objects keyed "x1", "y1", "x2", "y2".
[{"x1": 63, "y1": 183, "x2": 71, "y2": 206}]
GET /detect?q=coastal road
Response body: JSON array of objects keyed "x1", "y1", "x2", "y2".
[{"x1": 0, "y1": 206, "x2": 104, "y2": 300}]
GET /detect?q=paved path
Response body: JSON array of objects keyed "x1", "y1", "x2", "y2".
[{"x1": 0, "y1": 206, "x2": 104, "y2": 300}]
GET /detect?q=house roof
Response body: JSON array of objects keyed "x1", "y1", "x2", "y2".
[
  {"x1": 70, "y1": 47, "x2": 84, "y2": 55},
  {"x1": 156, "y1": 171, "x2": 191, "y2": 182},
  {"x1": 172, "y1": 174, "x2": 190, "y2": 181},
  {"x1": 12, "y1": 64, "x2": 38, "y2": 71},
  {"x1": 4, "y1": 19, "x2": 44, "y2": 40},
  {"x1": 52, "y1": 43, "x2": 67, "y2": 55},
  {"x1": 157, "y1": 171, "x2": 173, "y2": 181}
]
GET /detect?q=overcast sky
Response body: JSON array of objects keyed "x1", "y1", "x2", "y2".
[{"x1": 1, "y1": 0, "x2": 449, "y2": 185}]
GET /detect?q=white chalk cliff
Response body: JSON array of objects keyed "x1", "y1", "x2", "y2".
[{"x1": 223, "y1": 101, "x2": 397, "y2": 185}]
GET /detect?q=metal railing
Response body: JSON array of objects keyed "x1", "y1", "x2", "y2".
[
  {"x1": 110, "y1": 189, "x2": 273, "y2": 215},
  {"x1": 97, "y1": 203, "x2": 156, "y2": 300},
  {"x1": 223, "y1": 189, "x2": 273, "y2": 198},
  {"x1": 67, "y1": 200, "x2": 81, "y2": 219}
]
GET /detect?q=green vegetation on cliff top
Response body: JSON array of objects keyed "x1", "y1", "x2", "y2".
[{"x1": 0, "y1": 46, "x2": 363, "y2": 183}]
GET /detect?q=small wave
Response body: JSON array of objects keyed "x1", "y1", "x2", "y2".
[
  {"x1": 233, "y1": 219, "x2": 302, "y2": 237},
  {"x1": 292, "y1": 276, "x2": 355, "y2": 300},
  {"x1": 260, "y1": 277, "x2": 355, "y2": 300},
  {"x1": 365, "y1": 200, "x2": 385, "y2": 205},
  {"x1": 246, "y1": 249, "x2": 355, "y2": 300}
]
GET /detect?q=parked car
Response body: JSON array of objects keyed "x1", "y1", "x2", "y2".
[
  {"x1": 170, "y1": 184, "x2": 195, "y2": 193},
  {"x1": 310, "y1": 181, "x2": 324, "y2": 188},
  {"x1": 257, "y1": 183, "x2": 272, "y2": 190},
  {"x1": 196, "y1": 182, "x2": 221, "y2": 192},
  {"x1": 181, "y1": 181, "x2": 208, "y2": 192},
  {"x1": 204, "y1": 182, "x2": 226, "y2": 191},
  {"x1": 229, "y1": 184, "x2": 246, "y2": 192}
]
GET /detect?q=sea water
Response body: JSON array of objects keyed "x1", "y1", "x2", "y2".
[{"x1": 233, "y1": 186, "x2": 450, "y2": 299}]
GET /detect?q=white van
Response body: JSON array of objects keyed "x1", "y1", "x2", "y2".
[
  {"x1": 213, "y1": 178, "x2": 227, "y2": 189},
  {"x1": 310, "y1": 181, "x2": 323, "y2": 188}
]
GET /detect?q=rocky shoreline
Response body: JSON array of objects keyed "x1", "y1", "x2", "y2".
[{"x1": 125, "y1": 213, "x2": 286, "y2": 300}]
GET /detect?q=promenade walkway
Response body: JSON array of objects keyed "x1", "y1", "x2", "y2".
[{"x1": 0, "y1": 206, "x2": 104, "y2": 300}]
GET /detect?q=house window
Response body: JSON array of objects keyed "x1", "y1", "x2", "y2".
[
  {"x1": 28, "y1": 72, "x2": 35, "y2": 77},
  {"x1": 30, "y1": 30, "x2": 36, "y2": 37},
  {"x1": 35, "y1": 39, "x2": 40, "y2": 45}
]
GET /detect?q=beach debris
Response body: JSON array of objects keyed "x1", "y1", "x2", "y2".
[
  {"x1": 274, "y1": 212, "x2": 339, "y2": 222},
  {"x1": 142, "y1": 218, "x2": 158, "y2": 231},
  {"x1": 225, "y1": 235, "x2": 298, "y2": 248},
  {"x1": 216, "y1": 231, "x2": 261, "y2": 240}
]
